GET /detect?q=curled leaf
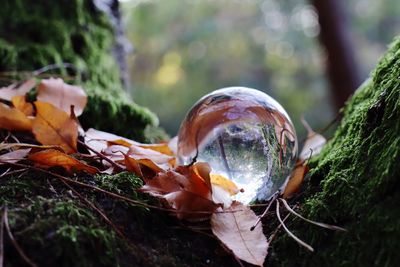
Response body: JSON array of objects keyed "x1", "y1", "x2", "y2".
[
  {"x1": 211, "y1": 202, "x2": 268, "y2": 266},
  {"x1": 282, "y1": 161, "x2": 309, "y2": 199},
  {"x1": 141, "y1": 162, "x2": 220, "y2": 220},
  {"x1": 28, "y1": 149, "x2": 99, "y2": 174},
  {"x1": 32, "y1": 101, "x2": 78, "y2": 154}
]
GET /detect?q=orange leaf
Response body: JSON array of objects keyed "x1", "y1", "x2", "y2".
[
  {"x1": 12, "y1": 95, "x2": 34, "y2": 116},
  {"x1": 210, "y1": 173, "x2": 241, "y2": 195},
  {"x1": 37, "y1": 78, "x2": 87, "y2": 116},
  {"x1": 0, "y1": 103, "x2": 32, "y2": 131},
  {"x1": 32, "y1": 101, "x2": 78, "y2": 154},
  {"x1": 211, "y1": 202, "x2": 268, "y2": 266},
  {"x1": 124, "y1": 154, "x2": 163, "y2": 178},
  {"x1": 282, "y1": 161, "x2": 309, "y2": 199},
  {"x1": 0, "y1": 79, "x2": 36, "y2": 101},
  {"x1": 28, "y1": 149, "x2": 99, "y2": 174}
]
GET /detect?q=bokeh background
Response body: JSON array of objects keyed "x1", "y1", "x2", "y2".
[{"x1": 120, "y1": 0, "x2": 399, "y2": 138}]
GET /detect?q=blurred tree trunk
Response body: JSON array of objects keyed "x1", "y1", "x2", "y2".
[{"x1": 311, "y1": 0, "x2": 362, "y2": 110}]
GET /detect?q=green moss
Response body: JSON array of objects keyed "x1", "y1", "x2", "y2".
[
  {"x1": 269, "y1": 38, "x2": 400, "y2": 267},
  {"x1": 0, "y1": 0, "x2": 157, "y2": 141}
]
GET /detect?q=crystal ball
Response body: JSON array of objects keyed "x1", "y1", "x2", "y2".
[{"x1": 177, "y1": 87, "x2": 298, "y2": 204}]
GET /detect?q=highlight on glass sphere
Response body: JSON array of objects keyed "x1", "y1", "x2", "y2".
[{"x1": 177, "y1": 87, "x2": 298, "y2": 204}]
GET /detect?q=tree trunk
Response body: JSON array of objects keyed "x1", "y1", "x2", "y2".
[
  {"x1": 311, "y1": 0, "x2": 363, "y2": 110},
  {"x1": 268, "y1": 37, "x2": 400, "y2": 267}
]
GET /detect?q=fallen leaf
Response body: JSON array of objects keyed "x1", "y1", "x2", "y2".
[
  {"x1": 0, "y1": 148, "x2": 31, "y2": 165},
  {"x1": 282, "y1": 161, "x2": 309, "y2": 199},
  {"x1": 0, "y1": 103, "x2": 32, "y2": 131},
  {"x1": 128, "y1": 145, "x2": 175, "y2": 169},
  {"x1": 28, "y1": 149, "x2": 99, "y2": 174},
  {"x1": 37, "y1": 78, "x2": 87, "y2": 116},
  {"x1": 299, "y1": 118, "x2": 326, "y2": 161},
  {"x1": 11, "y1": 95, "x2": 34, "y2": 116},
  {"x1": 32, "y1": 101, "x2": 78, "y2": 154},
  {"x1": 0, "y1": 79, "x2": 36, "y2": 101},
  {"x1": 124, "y1": 154, "x2": 163, "y2": 178},
  {"x1": 210, "y1": 173, "x2": 241, "y2": 195},
  {"x1": 211, "y1": 202, "x2": 268, "y2": 266},
  {"x1": 141, "y1": 162, "x2": 220, "y2": 219}
]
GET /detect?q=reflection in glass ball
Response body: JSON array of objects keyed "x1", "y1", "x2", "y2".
[{"x1": 177, "y1": 87, "x2": 298, "y2": 204}]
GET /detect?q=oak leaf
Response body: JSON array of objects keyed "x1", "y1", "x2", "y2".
[
  {"x1": 0, "y1": 79, "x2": 36, "y2": 101},
  {"x1": 28, "y1": 149, "x2": 99, "y2": 174},
  {"x1": 37, "y1": 78, "x2": 87, "y2": 116},
  {"x1": 0, "y1": 103, "x2": 32, "y2": 131},
  {"x1": 32, "y1": 101, "x2": 78, "y2": 154},
  {"x1": 211, "y1": 202, "x2": 268, "y2": 266}
]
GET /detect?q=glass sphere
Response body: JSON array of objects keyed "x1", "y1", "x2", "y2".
[{"x1": 177, "y1": 87, "x2": 298, "y2": 204}]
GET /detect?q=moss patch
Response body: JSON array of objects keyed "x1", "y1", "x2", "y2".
[
  {"x1": 269, "y1": 38, "x2": 400, "y2": 267},
  {"x1": 0, "y1": 0, "x2": 158, "y2": 141}
]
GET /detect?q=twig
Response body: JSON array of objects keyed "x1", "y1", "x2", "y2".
[
  {"x1": 0, "y1": 168, "x2": 27, "y2": 179},
  {"x1": 78, "y1": 140, "x2": 123, "y2": 171},
  {"x1": 59, "y1": 179, "x2": 125, "y2": 238},
  {"x1": 3, "y1": 207, "x2": 38, "y2": 267},
  {"x1": 268, "y1": 212, "x2": 291, "y2": 244},
  {"x1": 275, "y1": 200, "x2": 314, "y2": 252},
  {"x1": 250, "y1": 194, "x2": 278, "y2": 231},
  {"x1": 279, "y1": 199, "x2": 346, "y2": 231}
]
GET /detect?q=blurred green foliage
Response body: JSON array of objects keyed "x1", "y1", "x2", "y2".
[{"x1": 122, "y1": 0, "x2": 399, "y2": 139}]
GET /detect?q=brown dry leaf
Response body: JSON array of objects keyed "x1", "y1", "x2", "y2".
[
  {"x1": 28, "y1": 149, "x2": 99, "y2": 174},
  {"x1": 0, "y1": 103, "x2": 32, "y2": 131},
  {"x1": 37, "y1": 78, "x2": 87, "y2": 116},
  {"x1": 124, "y1": 154, "x2": 163, "y2": 178},
  {"x1": 299, "y1": 118, "x2": 326, "y2": 161},
  {"x1": 32, "y1": 101, "x2": 78, "y2": 154},
  {"x1": 211, "y1": 202, "x2": 268, "y2": 266},
  {"x1": 282, "y1": 161, "x2": 309, "y2": 199},
  {"x1": 141, "y1": 162, "x2": 221, "y2": 219},
  {"x1": 0, "y1": 148, "x2": 31, "y2": 165},
  {"x1": 0, "y1": 79, "x2": 36, "y2": 101},
  {"x1": 11, "y1": 95, "x2": 34, "y2": 116}
]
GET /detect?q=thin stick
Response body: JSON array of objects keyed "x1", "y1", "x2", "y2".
[
  {"x1": 275, "y1": 200, "x2": 314, "y2": 252},
  {"x1": 0, "y1": 208, "x2": 4, "y2": 267},
  {"x1": 3, "y1": 207, "x2": 38, "y2": 267},
  {"x1": 250, "y1": 194, "x2": 278, "y2": 231},
  {"x1": 279, "y1": 199, "x2": 346, "y2": 231},
  {"x1": 268, "y1": 212, "x2": 291, "y2": 244},
  {"x1": 78, "y1": 140, "x2": 123, "y2": 171}
]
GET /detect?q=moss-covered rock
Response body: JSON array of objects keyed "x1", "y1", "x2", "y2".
[
  {"x1": 269, "y1": 38, "x2": 400, "y2": 267},
  {"x1": 0, "y1": 0, "x2": 158, "y2": 141}
]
